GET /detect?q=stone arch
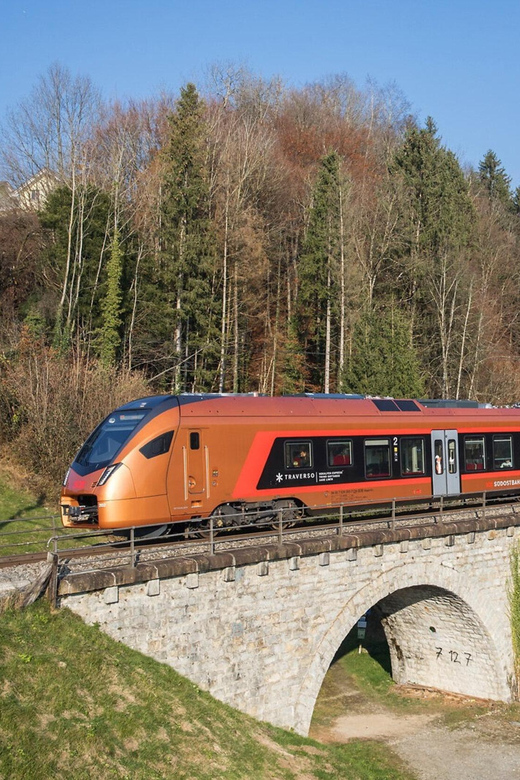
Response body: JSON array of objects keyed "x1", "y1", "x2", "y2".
[
  {"x1": 376, "y1": 584, "x2": 503, "y2": 696},
  {"x1": 294, "y1": 558, "x2": 512, "y2": 735}
]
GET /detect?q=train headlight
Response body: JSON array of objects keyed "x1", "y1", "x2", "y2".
[{"x1": 97, "y1": 462, "x2": 123, "y2": 486}]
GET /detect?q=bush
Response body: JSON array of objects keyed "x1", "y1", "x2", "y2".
[{"x1": 0, "y1": 340, "x2": 149, "y2": 498}]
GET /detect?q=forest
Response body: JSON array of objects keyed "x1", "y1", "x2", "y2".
[{"x1": 1, "y1": 63, "x2": 520, "y2": 493}]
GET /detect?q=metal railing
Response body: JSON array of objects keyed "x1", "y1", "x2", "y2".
[
  {"x1": 2, "y1": 490, "x2": 519, "y2": 610},
  {"x1": 2, "y1": 490, "x2": 518, "y2": 569},
  {"x1": 0, "y1": 513, "x2": 60, "y2": 557}
]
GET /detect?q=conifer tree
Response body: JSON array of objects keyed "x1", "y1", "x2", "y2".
[
  {"x1": 393, "y1": 119, "x2": 473, "y2": 256},
  {"x1": 278, "y1": 319, "x2": 308, "y2": 394},
  {"x1": 294, "y1": 151, "x2": 344, "y2": 391},
  {"x1": 393, "y1": 119, "x2": 475, "y2": 397},
  {"x1": 478, "y1": 150, "x2": 512, "y2": 210},
  {"x1": 343, "y1": 308, "x2": 424, "y2": 397},
  {"x1": 158, "y1": 83, "x2": 219, "y2": 392},
  {"x1": 514, "y1": 186, "x2": 520, "y2": 215},
  {"x1": 98, "y1": 228, "x2": 123, "y2": 367}
]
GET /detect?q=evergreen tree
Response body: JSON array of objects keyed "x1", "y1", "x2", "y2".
[
  {"x1": 513, "y1": 186, "x2": 520, "y2": 215},
  {"x1": 158, "y1": 83, "x2": 219, "y2": 391},
  {"x1": 343, "y1": 308, "x2": 425, "y2": 397},
  {"x1": 294, "y1": 151, "x2": 343, "y2": 391},
  {"x1": 278, "y1": 319, "x2": 308, "y2": 394},
  {"x1": 393, "y1": 118, "x2": 473, "y2": 257},
  {"x1": 392, "y1": 119, "x2": 475, "y2": 397},
  {"x1": 98, "y1": 228, "x2": 123, "y2": 367},
  {"x1": 478, "y1": 150, "x2": 512, "y2": 209}
]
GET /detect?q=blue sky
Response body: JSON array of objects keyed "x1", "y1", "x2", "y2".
[{"x1": 2, "y1": 0, "x2": 519, "y2": 187}]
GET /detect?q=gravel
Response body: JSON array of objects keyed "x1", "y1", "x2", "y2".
[
  {"x1": 0, "y1": 560, "x2": 48, "y2": 594},
  {"x1": 391, "y1": 723, "x2": 520, "y2": 780}
]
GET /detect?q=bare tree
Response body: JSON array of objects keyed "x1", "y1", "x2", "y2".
[
  {"x1": 1, "y1": 63, "x2": 102, "y2": 345},
  {"x1": 1, "y1": 62, "x2": 100, "y2": 185},
  {"x1": 207, "y1": 74, "x2": 280, "y2": 392}
]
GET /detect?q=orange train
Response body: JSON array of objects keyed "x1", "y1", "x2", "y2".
[{"x1": 60, "y1": 393, "x2": 520, "y2": 534}]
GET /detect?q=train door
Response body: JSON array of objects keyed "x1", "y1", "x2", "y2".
[
  {"x1": 186, "y1": 429, "x2": 207, "y2": 496},
  {"x1": 431, "y1": 430, "x2": 460, "y2": 496}
]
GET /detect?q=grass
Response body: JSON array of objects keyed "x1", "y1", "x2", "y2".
[
  {"x1": 333, "y1": 635, "x2": 422, "y2": 712},
  {"x1": 0, "y1": 470, "x2": 115, "y2": 557},
  {"x1": 0, "y1": 471, "x2": 60, "y2": 556},
  {"x1": 0, "y1": 479, "x2": 49, "y2": 522},
  {"x1": 0, "y1": 601, "x2": 416, "y2": 780},
  {"x1": 311, "y1": 628, "x2": 422, "y2": 732},
  {"x1": 509, "y1": 542, "x2": 520, "y2": 698}
]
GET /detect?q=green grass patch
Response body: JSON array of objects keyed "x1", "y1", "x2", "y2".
[
  {"x1": 509, "y1": 543, "x2": 520, "y2": 697},
  {"x1": 312, "y1": 623, "x2": 513, "y2": 742},
  {"x1": 0, "y1": 475, "x2": 113, "y2": 557},
  {"x1": 0, "y1": 474, "x2": 52, "y2": 522},
  {"x1": 0, "y1": 475, "x2": 60, "y2": 556},
  {"x1": 0, "y1": 602, "x2": 415, "y2": 780}
]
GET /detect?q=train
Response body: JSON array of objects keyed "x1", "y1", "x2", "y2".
[{"x1": 60, "y1": 393, "x2": 520, "y2": 535}]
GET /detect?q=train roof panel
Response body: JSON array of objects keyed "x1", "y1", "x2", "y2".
[
  {"x1": 176, "y1": 394, "x2": 415, "y2": 417},
  {"x1": 112, "y1": 393, "x2": 520, "y2": 422}
]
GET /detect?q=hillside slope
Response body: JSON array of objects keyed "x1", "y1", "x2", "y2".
[{"x1": 0, "y1": 601, "x2": 413, "y2": 780}]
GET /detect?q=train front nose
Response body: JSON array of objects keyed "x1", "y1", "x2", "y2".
[
  {"x1": 60, "y1": 495, "x2": 99, "y2": 526},
  {"x1": 60, "y1": 466, "x2": 104, "y2": 528}
]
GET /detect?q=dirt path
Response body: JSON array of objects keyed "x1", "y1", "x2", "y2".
[
  {"x1": 391, "y1": 723, "x2": 520, "y2": 780},
  {"x1": 310, "y1": 665, "x2": 520, "y2": 780},
  {"x1": 316, "y1": 707, "x2": 520, "y2": 780}
]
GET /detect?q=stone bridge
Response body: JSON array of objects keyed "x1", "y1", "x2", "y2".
[{"x1": 58, "y1": 510, "x2": 520, "y2": 735}]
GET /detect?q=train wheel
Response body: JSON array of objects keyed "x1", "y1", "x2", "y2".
[
  {"x1": 212, "y1": 504, "x2": 240, "y2": 528},
  {"x1": 187, "y1": 505, "x2": 239, "y2": 539},
  {"x1": 269, "y1": 499, "x2": 302, "y2": 530}
]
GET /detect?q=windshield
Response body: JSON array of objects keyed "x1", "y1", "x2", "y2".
[{"x1": 75, "y1": 410, "x2": 148, "y2": 472}]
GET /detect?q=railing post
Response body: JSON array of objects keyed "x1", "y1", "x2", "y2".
[
  {"x1": 210, "y1": 515, "x2": 215, "y2": 556},
  {"x1": 440, "y1": 495, "x2": 444, "y2": 520},
  {"x1": 278, "y1": 509, "x2": 283, "y2": 545},
  {"x1": 482, "y1": 491, "x2": 486, "y2": 519},
  {"x1": 391, "y1": 498, "x2": 396, "y2": 530},
  {"x1": 130, "y1": 527, "x2": 136, "y2": 567},
  {"x1": 339, "y1": 504, "x2": 344, "y2": 536},
  {"x1": 47, "y1": 535, "x2": 59, "y2": 608}
]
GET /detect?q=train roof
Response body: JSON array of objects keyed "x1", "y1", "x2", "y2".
[{"x1": 116, "y1": 393, "x2": 520, "y2": 420}]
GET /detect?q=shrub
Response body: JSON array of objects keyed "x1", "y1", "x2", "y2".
[{"x1": 0, "y1": 339, "x2": 149, "y2": 498}]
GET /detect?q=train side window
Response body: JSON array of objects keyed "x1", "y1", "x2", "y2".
[
  {"x1": 327, "y1": 440, "x2": 353, "y2": 468},
  {"x1": 401, "y1": 437, "x2": 425, "y2": 475},
  {"x1": 190, "y1": 432, "x2": 200, "y2": 450},
  {"x1": 140, "y1": 431, "x2": 174, "y2": 459},
  {"x1": 493, "y1": 435, "x2": 513, "y2": 469},
  {"x1": 434, "y1": 440, "x2": 443, "y2": 474},
  {"x1": 448, "y1": 439, "x2": 457, "y2": 474},
  {"x1": 285, "y1": 441, "x2": 312, "y2": 469},
  {"x1": 464, "y1": 436, "x2": 486, "y2": 471},
  {"x1": 365, "y1": 439, "x2": 391, "y2": 479}
]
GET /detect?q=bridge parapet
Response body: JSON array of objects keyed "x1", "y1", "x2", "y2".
[{"x1": 58, "y1": 510, "x2": 520, "y2": 597}]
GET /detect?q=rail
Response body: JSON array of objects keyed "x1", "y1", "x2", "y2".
[
  {"x1": 2, "y1": 490, "x2": 518, "y2": 572},
  {"x1": 0, "y1": 513, "x2": 60, "y2": 559}
]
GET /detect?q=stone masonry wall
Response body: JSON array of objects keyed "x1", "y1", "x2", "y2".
[{"x1": 59, "y1": 517, "x2": 519, "y2": 735}]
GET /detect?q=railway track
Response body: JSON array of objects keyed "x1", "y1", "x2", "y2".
[{"x1": 2, "y1": 495, "x2": 519, "y2": 577}]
